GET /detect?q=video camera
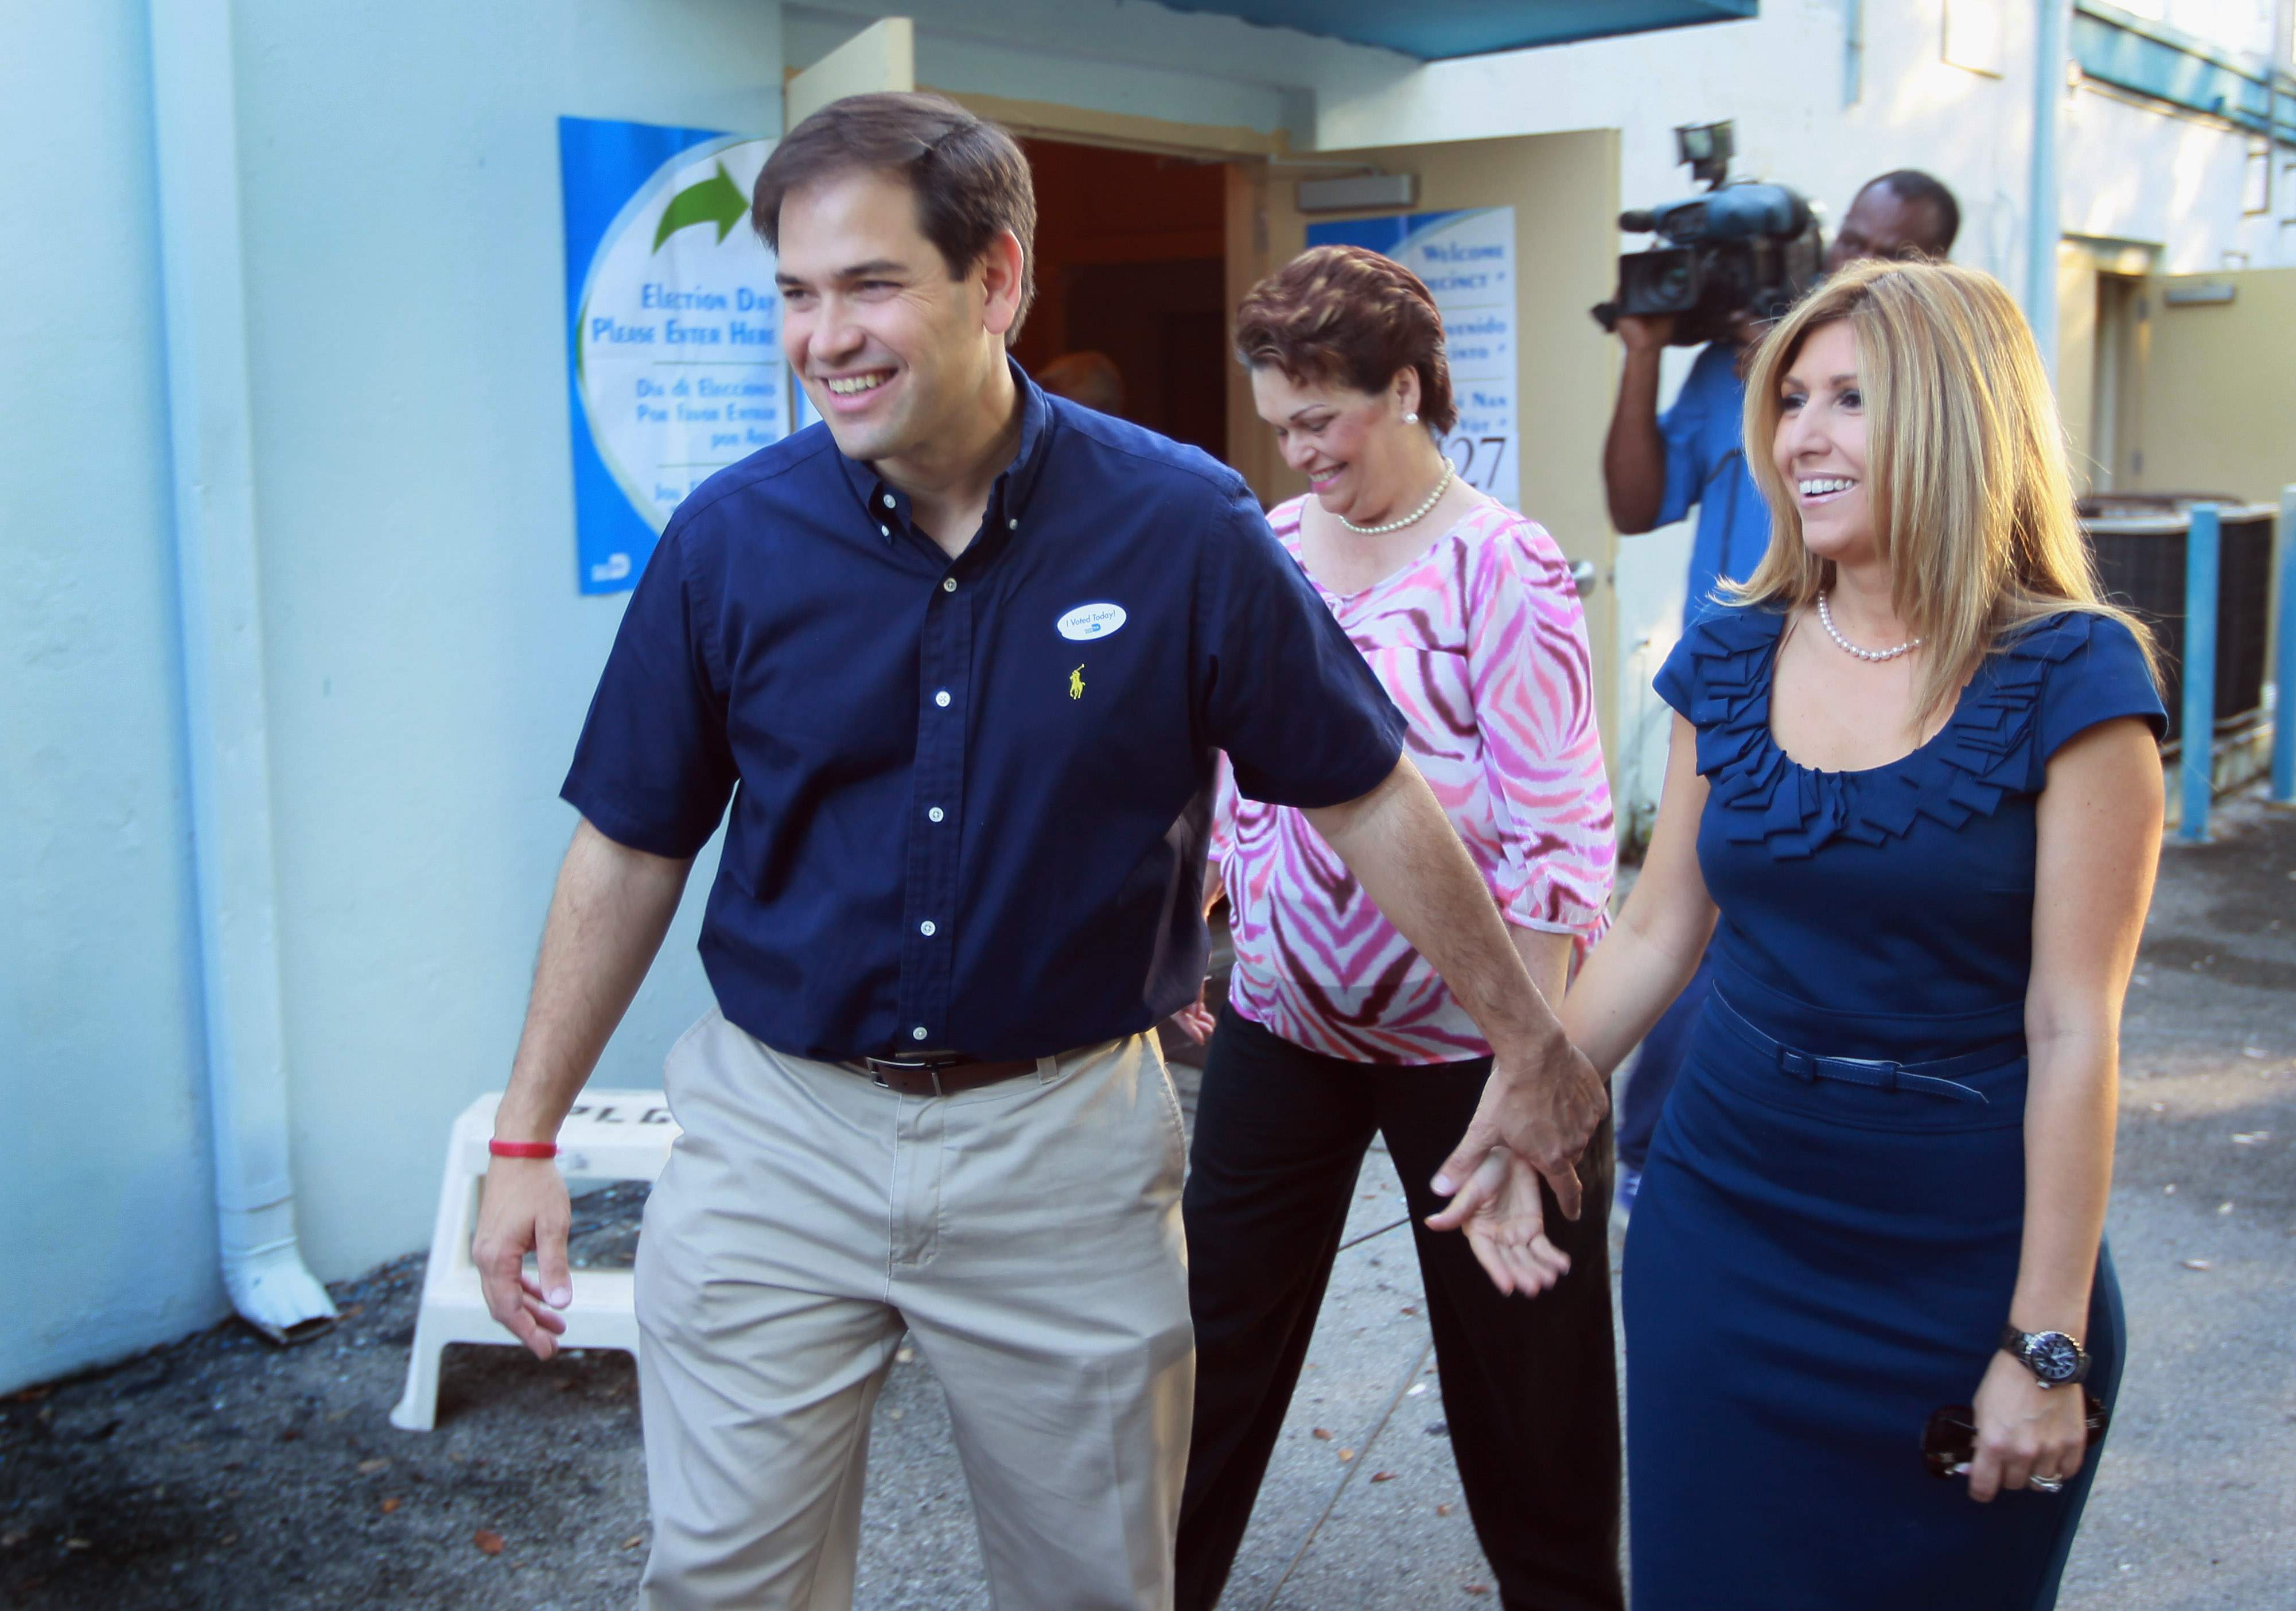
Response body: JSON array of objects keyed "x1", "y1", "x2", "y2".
[{"x1": 1591, "y1": 123, "x2": 1824, "y2": 348}]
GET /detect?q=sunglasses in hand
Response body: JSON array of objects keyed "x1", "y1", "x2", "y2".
[{"x1": 1922, "y1": 1396, "x2": 2109, "y2": 1481}]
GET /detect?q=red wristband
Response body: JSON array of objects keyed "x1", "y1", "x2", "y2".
[{"x1": 489, "y1": 1139, "x2": 558, "y2": 1159}]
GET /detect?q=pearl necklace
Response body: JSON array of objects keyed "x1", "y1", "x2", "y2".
[
  {"x1": 1338, "y1": 461, "x2": 1455, "y2": 535},
  {"x1": 1816, "y1": 591, "x2": 1922, "y2": 662}
]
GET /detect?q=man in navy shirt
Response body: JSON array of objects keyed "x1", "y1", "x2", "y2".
[
  {"x1": 1600, "y1": 168, "x2": 1959, "y2": 1220},
  {"x1": 473, "y1": 94, "x2": 1601, "y2": 1611}
]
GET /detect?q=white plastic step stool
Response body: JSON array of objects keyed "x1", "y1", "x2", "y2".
[{"x1": 390, "y1": 1088, "x2": 680, "y2": 1430}]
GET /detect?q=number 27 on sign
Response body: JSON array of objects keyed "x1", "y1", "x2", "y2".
[{"x1": 1443, "y1": 435, "x2": 1508, "y2": 492}]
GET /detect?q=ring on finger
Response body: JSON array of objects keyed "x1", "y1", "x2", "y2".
[{"x1": 2028, "y1": 1474, "x2": 2065, "y2": 1495}]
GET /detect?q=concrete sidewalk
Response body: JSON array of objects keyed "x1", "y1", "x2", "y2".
[{"x1": 3, "y1": 796, "x2": 2291, "y2": 1608}]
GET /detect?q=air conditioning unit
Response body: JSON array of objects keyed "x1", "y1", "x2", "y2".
[{"x1": 2079, "y1": 494, "x2": 2276, "y2": 749}]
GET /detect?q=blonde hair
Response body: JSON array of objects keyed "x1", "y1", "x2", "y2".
[{"x1": 1734, "y1": 257, "x2": 2154, "y2": 726}]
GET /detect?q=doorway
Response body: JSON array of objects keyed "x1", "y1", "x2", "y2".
[
  {"x1": 2090, "y1": 271, "x2": 2145, "y2": 492},
  {"x1": 1011, "y1": 139, "x2": 1231, "y2": 461}
]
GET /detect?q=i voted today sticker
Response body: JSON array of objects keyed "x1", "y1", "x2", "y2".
[{"x1": 1056, "y1": 602, "x2": 1127, "y2": 642}]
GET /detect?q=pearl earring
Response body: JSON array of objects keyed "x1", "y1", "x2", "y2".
[{"x1": 1402, "y1": 411, "x2": 1418, "y2": 425}]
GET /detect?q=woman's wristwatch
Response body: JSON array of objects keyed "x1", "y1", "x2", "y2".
[{"x1": 1999, "y1": 1324, "x2": 2090, "y2": 1388}]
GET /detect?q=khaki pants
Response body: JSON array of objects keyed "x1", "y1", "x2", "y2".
[{"x1": 635, "y1": 1011, "x2": 1193, "y2": 1610}]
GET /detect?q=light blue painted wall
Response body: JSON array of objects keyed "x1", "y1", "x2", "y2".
[
  {"x1": 0, "y1": 3, "x2": 225, "y2": 1387},
  {"x1": 225, "y1": 0, "x2": 784, "y2": 1281},
  {"x1": 2, "y1": 2, "x2": 785, "y2": 1391}
]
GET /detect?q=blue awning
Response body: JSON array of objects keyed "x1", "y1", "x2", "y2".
[{"x1": 1148, "y1": 0, "x2": 1758, "y2": 61}]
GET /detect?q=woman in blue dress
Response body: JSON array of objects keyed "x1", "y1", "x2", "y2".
[{"x1": 1543, "y1": 259, "x2": 2160, "y2": 1606}]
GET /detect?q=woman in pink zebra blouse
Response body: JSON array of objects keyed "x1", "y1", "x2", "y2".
[{"x1": 1173, "y1": 246, "x2": 1622, "y2": 1611}]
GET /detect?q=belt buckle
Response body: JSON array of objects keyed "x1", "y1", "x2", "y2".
[{"x1": 865, "y1": 1053, "x2": 953, "y2": 1097}]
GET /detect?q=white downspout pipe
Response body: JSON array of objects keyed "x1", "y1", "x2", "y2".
[
  {"x1": 147, "y1": 0, "x2": 334, "y2": 1344},
  {"x1": 2028, "y1": 0, "x2": 2069, "y2": 386}
]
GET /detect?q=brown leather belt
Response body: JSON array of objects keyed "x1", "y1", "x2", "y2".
[{"x1": 847, "y1": 1052, "x2": 1039, "y2": 1098}]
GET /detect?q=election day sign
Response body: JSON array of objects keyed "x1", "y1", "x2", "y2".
[
  {"x1": 560, "y1": 116, "x2": 791, "y2": 594},
  {"x1": 1305, "y1": 208, "x2": 1518, "y2": 512}
]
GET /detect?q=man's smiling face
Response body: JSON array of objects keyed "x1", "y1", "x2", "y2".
[{"x1": 775, "y1": 165, "x2": 996, "y2": 467}]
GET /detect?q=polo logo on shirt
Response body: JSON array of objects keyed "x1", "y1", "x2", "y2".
[
  {"x1": 1056, "y1": 602, "x2": 1127, "y2": 642},
  {"x1": 1069, "y1": 664, "x2": 1086, "y2": 701}
]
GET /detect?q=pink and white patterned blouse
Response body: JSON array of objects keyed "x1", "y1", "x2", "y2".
[{"x1": 1211, "y1": 496, "x2": 1615, "y2": 1064}]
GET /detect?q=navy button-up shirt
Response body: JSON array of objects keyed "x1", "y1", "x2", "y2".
[{"x1": 563, "y1": 369, "x2": 1406, "y2": 1061}]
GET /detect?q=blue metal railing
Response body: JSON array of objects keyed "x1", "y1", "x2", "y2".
[
  {"x1": 2275, "y1": 486, "x2": 2295, "y2": 804},
  {"x1": 2178, "y1": 504, "x2": 2220, "y2": 842}
]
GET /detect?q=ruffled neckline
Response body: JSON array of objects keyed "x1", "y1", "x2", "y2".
[{"x1": 1676, "y1": 606, "x2": 2097, "y2": 860}]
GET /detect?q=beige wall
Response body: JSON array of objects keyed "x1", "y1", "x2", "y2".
[
  {"x1": 2058, "y1": 239, "x2": 2166, "y2": 497},
  {"x1": 2128, "y1": 269, "x2": 2296, "y2": 505},
  {"x1": 2057, "y1": 246, "x2": 2099, "y2": 492}
]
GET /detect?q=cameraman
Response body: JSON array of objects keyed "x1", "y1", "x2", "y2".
[{"x1": 1600, "y1": 168, "x2": 1959, "y2": 1221}]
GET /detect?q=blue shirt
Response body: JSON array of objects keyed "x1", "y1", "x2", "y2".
[
  {"x1": 562, "y1": 368, "x2": 1407, "y2": 1062},
  {"x1": 1656, "y1": 342, "x2": 1770, "y2": 624}
]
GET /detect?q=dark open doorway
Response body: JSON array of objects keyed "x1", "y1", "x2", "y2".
[{"x1": 1013, "y1": 139, "x2": 1229, "y2": 462}]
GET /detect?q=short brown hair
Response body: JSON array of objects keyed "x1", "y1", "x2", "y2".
[
  {"x1": 754, "y1": 91, "x2": 1037, "y2": 345},
  {"x1": 1233, "y1": 246, "x2": 1456, "y2": 434}
]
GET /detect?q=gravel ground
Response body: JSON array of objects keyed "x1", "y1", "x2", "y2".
[{"x1": 3, "y1": 796, "x2": 2291, "y2": 1609}]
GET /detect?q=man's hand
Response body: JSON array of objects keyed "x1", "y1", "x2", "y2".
[
  {"x1": 471, "y1": 820, "x2": 691, "y2": 1361},
  {"x1": 1429, "y1": 1036, "x2": 1607, "y2": 1221},
  {"x1": 1423, "y1": 1145, "x2": 1573, "y2": 1297},
  {"x1": 1167, "y1": 979, "x2": 1218, "y2": 1045},
  {"x1": 1616, "y1": 312, "x2": 1675, "y2": 353},
  {"x1": 472, "y1": 1158, "x2": 574, "y2": 1360}
]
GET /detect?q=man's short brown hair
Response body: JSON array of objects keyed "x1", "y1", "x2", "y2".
[
  {"x1": 754, "y1": 91, "x2": 1037, "y2": 346},
  {"x1": 1233, "y1": 245, "x2": 1456, "y2": 435}
]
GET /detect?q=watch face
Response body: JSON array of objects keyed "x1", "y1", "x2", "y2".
[{"x1": 2028, "y1": 1333, "x2": 2081, "y2": 1383}]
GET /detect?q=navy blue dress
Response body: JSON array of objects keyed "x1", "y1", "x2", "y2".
[{"x1": 1626, "y1": 606, "x2": 2163, "y2": 1610}]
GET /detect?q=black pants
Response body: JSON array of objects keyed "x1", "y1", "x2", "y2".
[{"x1": 1176, "y1": 1008, "x2": 1624, "y2": 1611}]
